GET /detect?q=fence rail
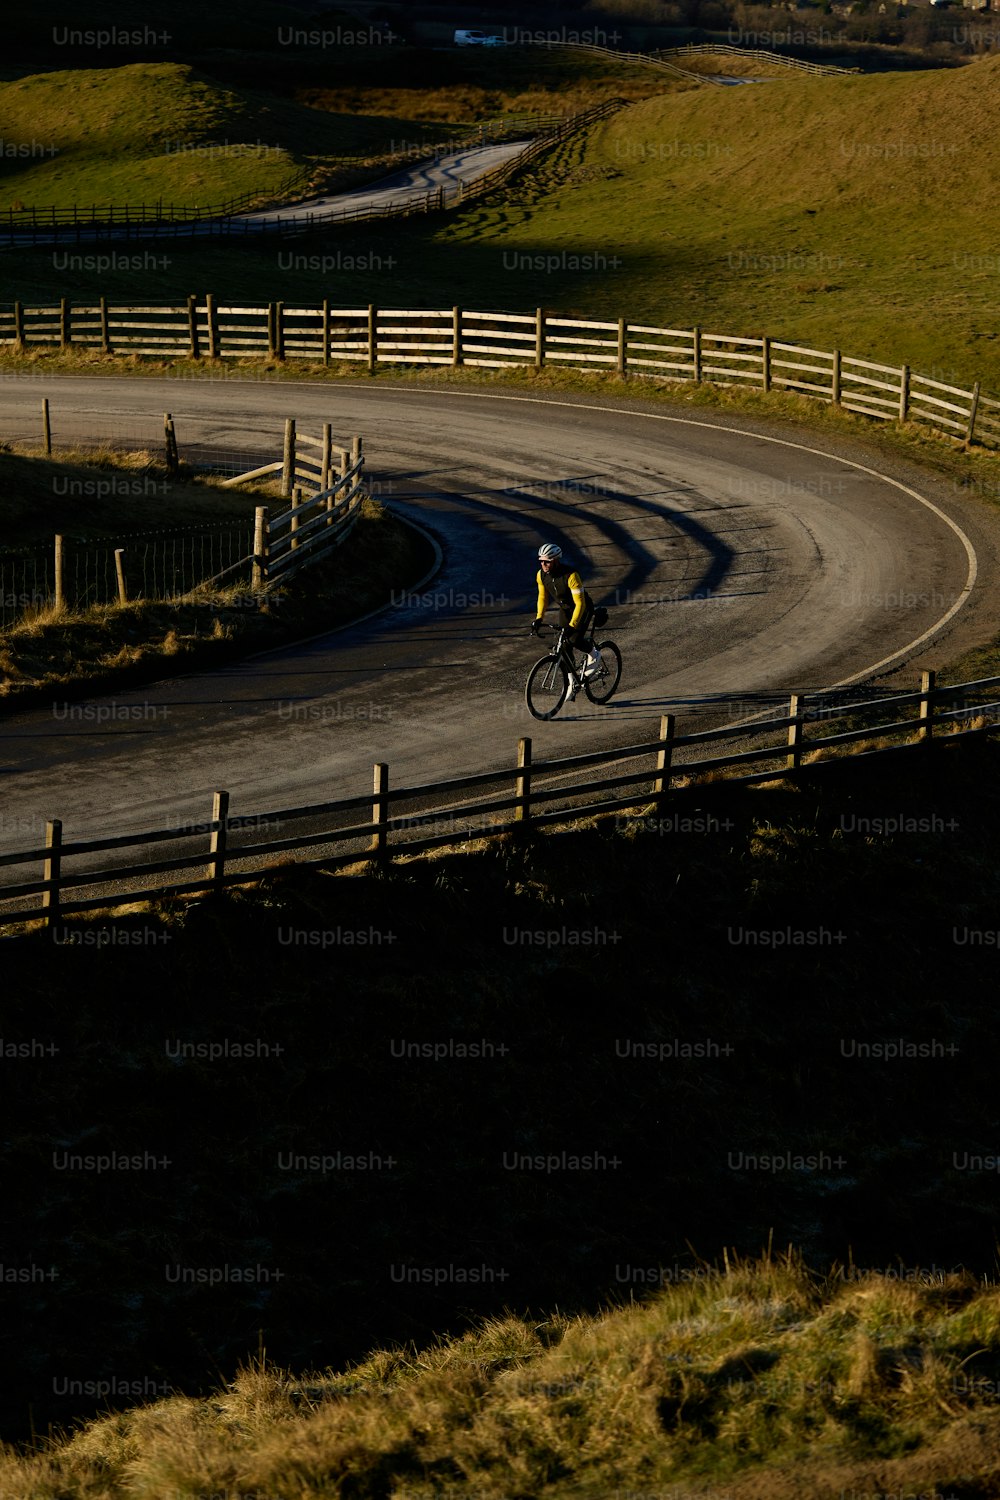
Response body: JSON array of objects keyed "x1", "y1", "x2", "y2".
[
  {"x1": 2, "y1": 303, "x2": 994, "y2": 450},
  {"x1": 659, "y1": 42, "x2": 858, "y2": 76},
  {"x1": 0, "y1": 170, "x2": 313, "y2": 233},
  {"x1": 1, "y1": 669, "x2": 998, "y2": 929}
]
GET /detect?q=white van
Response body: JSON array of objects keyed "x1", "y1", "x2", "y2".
[{"x1": 454, "y1": 29, "x2": 506, "y2": 45}]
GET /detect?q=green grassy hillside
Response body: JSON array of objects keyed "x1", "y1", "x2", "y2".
[
  {"x1": 431, "y1": 53, "x2": 1000, "y2": 385},
  {"x1": 0, "y1": 63, "x2": 470, "y2": 210},
  {"x1": 5, "y1": 1256, "x2": 1000, "y2": 1498},
  {"x1": 0, "y1": 50, "x2": 681, "y2": 212},
  {"x1": 3, "y1": 56, "x2": 999, "y2": 390}
]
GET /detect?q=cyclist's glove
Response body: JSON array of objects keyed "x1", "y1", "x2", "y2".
[{"x1": 530, "y1": 619, "x2": 542, "y2": 636}]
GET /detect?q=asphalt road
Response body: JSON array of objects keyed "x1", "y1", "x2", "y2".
[
  {"x1": 1, "y1": 142, "x2": 529, "y2": 246},
  {"x1": 0, "y1": 377, "x2": 992, "y2": 857}
]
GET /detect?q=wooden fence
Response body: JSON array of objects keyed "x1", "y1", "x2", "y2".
[
  {"x1": 659, "y1": 42, "x2": 858, "y2": 76},
  {"x1": 533, "y1": 37, "x2": 856, "y2": 80},
  {"x1": 221, "y1": 418, "x2": 367, "y2": 586},
  {"x1": 3, "y1": 304, "x2": 997, "y2": 449},
  {"x1": 0, "y1": 169, "x2": 312, "y2": 235},
  {"x1": 1, "y1": 669, "x2": 998, "y2": 929},
  {"x1": 531, "y1": 36, "x2": 726, "y2": 83}
]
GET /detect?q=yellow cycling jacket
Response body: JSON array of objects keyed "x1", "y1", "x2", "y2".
[{"x1": 536, "y1": 563, "x2": 588, "y2": 630}]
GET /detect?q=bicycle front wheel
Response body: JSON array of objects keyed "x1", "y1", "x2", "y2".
[
  {"x1": 525, "y1": 654, "x2": 570, "y2": 720},
  {"x1": 584, "y1": 640, "x2": 622, "y2": 704}
]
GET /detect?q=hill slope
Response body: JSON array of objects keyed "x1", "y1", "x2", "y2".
[
  {"x1": 425, "y1": 53, "x2": 1000, "y2": 386},
  {"x1": 0, "y1": 63, "x2": 466, "y2": 209},
  {"x1": 6, "y1": 1258, "x2": 1000, "y2": 1499}
]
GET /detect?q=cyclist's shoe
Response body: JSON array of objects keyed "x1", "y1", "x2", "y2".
[
  {"x1": 567, "y1": 675, "x2": 580, "y2": 702},
  {"x1": 582, "y1": 655, "x2": 601, "y2": 680}
]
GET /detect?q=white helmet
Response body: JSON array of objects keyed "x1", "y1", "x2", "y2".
[{"x1": 537, "y1": 543, "x2": 562, "y2": 561}]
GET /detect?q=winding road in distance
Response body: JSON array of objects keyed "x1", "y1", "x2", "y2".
[{"x1": 0, "y1": 376, "x2": 995, "y2": 854}]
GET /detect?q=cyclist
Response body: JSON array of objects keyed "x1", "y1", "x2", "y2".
[{"x1": 531, "y1": 543, "x2": 600, "y2": 695}]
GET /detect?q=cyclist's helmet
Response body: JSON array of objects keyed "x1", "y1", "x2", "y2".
[{"x1": 537, "y1": 543, "x2": 562, "y2": 561}]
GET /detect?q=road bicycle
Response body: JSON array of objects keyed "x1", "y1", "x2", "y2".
[{"x1": 525, "y1": 615, "x2": 622, "y2": 721}]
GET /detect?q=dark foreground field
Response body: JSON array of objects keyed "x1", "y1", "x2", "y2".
[{"x1": 3, "y1": 732, "x2": 1000, "y2": 1465}]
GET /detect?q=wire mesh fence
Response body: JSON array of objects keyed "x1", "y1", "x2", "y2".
[{"x1": 0, "y1": 522, "x2": 255, "y2": 628}]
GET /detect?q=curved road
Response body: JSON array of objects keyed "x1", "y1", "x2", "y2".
[
  {"x1": 0, "y1": 378, "x2": 996, "y2": 854},
  {"x1": 1, "y1": 142, "x2": 530, "y2": 247}
]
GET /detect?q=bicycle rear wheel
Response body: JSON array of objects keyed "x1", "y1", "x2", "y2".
[
  {"x1": 525, "y1": 654, "x2": 570, "y2": 720},
  {"x1": 584, "y1": 640, "x2": 622, "y2": 704}
]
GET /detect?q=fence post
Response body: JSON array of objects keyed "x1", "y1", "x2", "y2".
[
  {"x1": 207, "y1": 790, "x2": 229, "y2": 890},
  {"x1": 787, "y1": 693, "x2": 803, "y2": 772},
  {"x1": 42, "y1": 818, "x2": 62, "y2": 926},
  {"x1": 368, "y1": 304, "x2": 377, "y2": 374},
  {"x1": 452, "y1": 305, "x2": 463, "y2": 368},
  {"x1": 100, "y1": 296, "x2": 111, "y2": 354},
  {"x1": 252, "y1": 506, "x2": 268, "y2": 589},
  {"x1": 832, "y1": 349, "x2": 841, "y2": 404},
  {"x1": 515, "y1": 737, "x2": 532, "y2": 825},
  {"x1": 762, "y1": 335, "x2": 771, "y2": 393},
  {"x1": 328, "y1": 449, "x2": 346, "y2": 524},
  {"x1": 275, "y1": 300, "x2": 285, "y2": 360},
  {"x1": 206, "y1": 293, "x2": 220, "y2": 358},
  {"x1": 60, "y1": 297, "x2": 71, "y2": 348},
  {"x1": 266, "y1": 301, "x2": 276, "y2": 358},
  {"x1": 164, "y1": 412, "x2": 179, "y2": 474},
  {"x1": 617, "y1": 317, "x2": 627, "y2": 377},
  {"x1": 372, "y1": 763, "x2": 389, "y2": 860},
  {"x1": 13, "y1": 300, "x2": 24, "y2": 349},
  {"x1": 321, "y1": 422, "x2": 332, "y2": 492},
  {"x1": 899, "y1": 364, "x2": 910, "y2": 423},
  {"x1": 919, "y1": 669, "x2": 936, "y2": 743},
  {"x1": 187, "y1": 294, "x2": 200, "y2": 359},
  {"x1": 291, "y1": 485, "x2": 302, "y2": 549},
  {"x1": 114, "y1": 549, "x2": 127, "y2": 605},
  {"x1": 42, "y1": 397, "x2": 52, "y2": 457},
  {"x1": 966, "y1": 382, "x2": 981, "y2": 447},
  {"x1": 535, "y1": 307, "x2": 545, "y2": 370},
  {"x1": 322, "y1": 298, "x2": 331, "y2": 367},
  {"x1": 692, "y1": 325, "x2": 702, "y2": 383},
  {"x1": 282, "y1": 418, "x2": 296, "y2": 496},
  {"x1": 53, "y1": 534, "x2": 65, "y2": 612},
  {"x1": 351, "y1": 433, "x2": 363, "y2": 470},
  {"x1": 653, "y1": 713, "x2": 674, "y2": 810}
]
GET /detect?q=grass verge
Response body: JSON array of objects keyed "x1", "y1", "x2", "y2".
[
  {"x1": 0, "y1": 482, "x2": 433, "y2": 706},
  {"x1": 5, "y1": 1254, "x2": 1000, "y2": 1499}
]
